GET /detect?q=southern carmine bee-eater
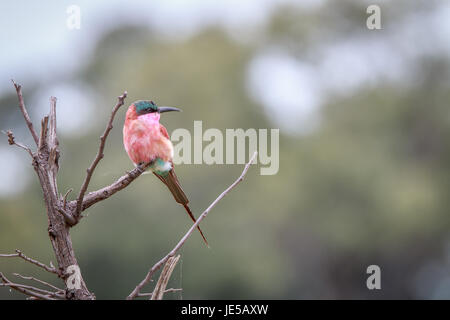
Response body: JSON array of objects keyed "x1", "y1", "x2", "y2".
[{"x1": 123, "y1": 100, "x2": 208, "y2": 246}]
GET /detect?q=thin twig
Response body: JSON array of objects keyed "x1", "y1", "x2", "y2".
[
  {"x1": 0, "y1": 284, "x2": 57, "y2": 300},
  {"x1": 0, "y1": 250, "x2": 58, "y2": 274},
  {"x1": 127, "y1": 151, "x2": 258, "y2": 300},
  {"x1": 11, "y1": 80, "x2": 39, "y2": 146},
  {"x1": 63, "y1": 188, "x2": 73, "y2": 210},
  {"x1": 0, "y1": 283, "x2": 63, "y2": 298},
  {"x1": 137, "y1": 288, "x2": 182, "y2": 298},
  {"x1": 13, "y1": 273, "x2": 63, "y2": 292},
  {"x1": 1, "y1": 130, "x2": 33, "y2": 157},
  {"x1": 0, "y1": 272, "x2": 62, "y2": 300},
  {"x1": 75, "y1": 91, "x2": 128, "y2": 218}
]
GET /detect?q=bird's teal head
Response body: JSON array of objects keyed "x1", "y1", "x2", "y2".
[{"x1": 134, "y1": 100, "x2": 182, "y2": 116}]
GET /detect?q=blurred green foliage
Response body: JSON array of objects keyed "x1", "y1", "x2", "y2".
[{"x1": 1, "y1": 1, "x2": 450, "y2": 299}]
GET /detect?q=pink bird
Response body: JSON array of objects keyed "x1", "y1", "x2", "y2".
[{"x1": 123, "y1": 100, "x2": 208, "y2": 246}]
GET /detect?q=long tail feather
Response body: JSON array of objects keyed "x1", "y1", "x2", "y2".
[
  {"x1": 182, "y1": 203, "x2": 209, "y2": 247},
  {"x1": 153, "y1": 169, "x2": 209, "y2": 247}
]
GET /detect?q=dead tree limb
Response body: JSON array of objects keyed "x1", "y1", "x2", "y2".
[{"x1": 0, "y1": 82, "x2": 133, "y2": 299}]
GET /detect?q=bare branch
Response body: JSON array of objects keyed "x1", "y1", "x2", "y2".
[
  {"x1": 0, "y1": 250, "x2": 58, "y2": 274},
  {"x1": 151, "y1": 255, "x2": 180, "y2": 300},
  {"x1": 11, "y1": 80, "x2": 39, "y2": 146},
  {"x1": 75, "y1": 91, "x2": 128, "y2": 218},
  {"x1": 127, "y1": 151, "x2": 258, "y2": 300},
  {"x1": 71, "y1": 162, "x2": 152, "y2": 212},
  {"x1": 0, "y1": 272, "x2": 63, "y2": 300},
  {"x1": 13, "y1": 273, "x2": 63, "y2": 292},
  {"x1": 0, "y1": 284, "x2": 57, "y2": 300},
  {"x1": 2, "y1": 130, "x2": 34, "y2": 157}
]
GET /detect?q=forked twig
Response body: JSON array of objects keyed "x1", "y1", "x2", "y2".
[
  {"x1": 0, "y1": 272, "x2": 64, "y2": 300},
  {"x1": 151, "y1": 255, "x2": 181, "y2": 300},
  {"x1": 0, "y1": 250, "x2": 58, "y2": 274}
]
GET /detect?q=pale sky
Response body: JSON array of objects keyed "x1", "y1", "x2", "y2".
[{"x1": 0, "y1": 0, "x2": 319, "y2": 92}]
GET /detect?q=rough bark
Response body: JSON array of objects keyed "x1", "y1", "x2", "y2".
[{"x1": 31, "y1": 97, "x2": 93, "y2": 299}]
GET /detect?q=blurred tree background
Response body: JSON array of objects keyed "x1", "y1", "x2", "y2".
[{"x1": 1, "y1": 0, "x2": 450, "y2": 299}]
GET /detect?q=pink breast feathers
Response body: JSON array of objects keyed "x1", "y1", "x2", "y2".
[{"x1": 123, "y1": 113, "x2": 173, "y2": 165}]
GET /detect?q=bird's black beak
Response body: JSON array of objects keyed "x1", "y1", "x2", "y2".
[{"x1": 158, "y1": 106, "x2": 182, "y2": 113}]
